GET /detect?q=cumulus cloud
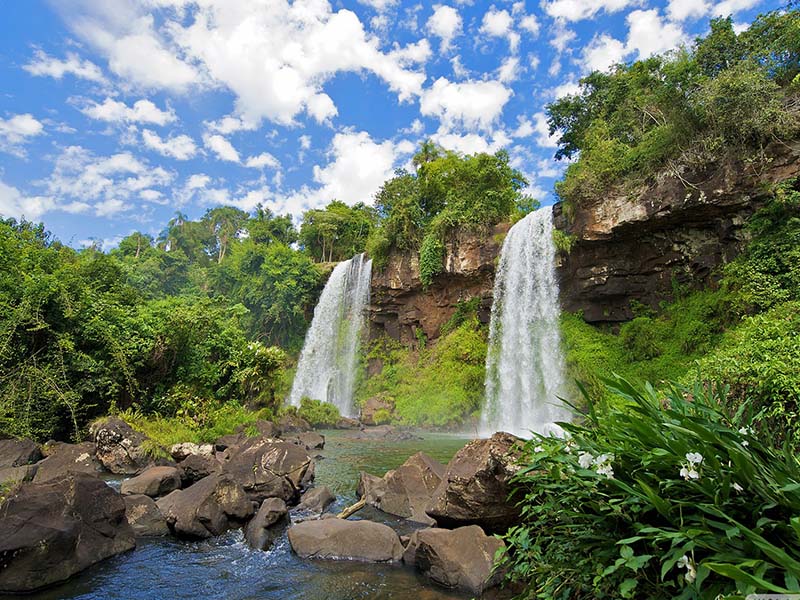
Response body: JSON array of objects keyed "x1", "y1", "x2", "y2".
[
  {"x1": 23, "y1": 49, "x2": 105, "y2": 82},
  {"x1": 626, "y1": 10, "x2": 687, "y2": 59},
  {"x1": 245, "y1": 152, "x2": 280, "y2": 169},
  {"x1": 497, "y1": 56, "x2": 520, "y2": 83},
  {"x1": 519, "y1": 15, "x2": 540, "y2": 37},
  {"x1": 203, "y1": 134, "x2": 240, "y2": 163},
  {"x1": 420, "y1": 77, "x2": 512, "y2": 131},
  {"x1": 432, "y1": 129, "x2": 512, "y2": 155},
  {"x1": 427, "y1": 5, "x2": 462, "y2": 52},
  {"x1": 480, "y1": 7, "x2": 520, "y2": 52},
  {"x1": 713, "y1": 0, "x2": 761, "y2": 17},
  {"x1": 0, "y1": 180, "x2": 55, "y2": 220},
  {"x1": 81, "y1": 98, "x2": 176, "y2": 125},
  {"x1": 667, "y1": 0, "x2": 712, "y2": 21},
  {"x1": 582, "y1": 34, "x2": 627, "y2": 72},
  {"x1": 141, "y1": 129, "x2": 198, "y2": 160},
  {"x1": 532, "y1": 112, "x2": 559, "y2": 148},
  {"x1": 0, "y1": 114, "x2": 44, "y2": 155},
  {"x1": 542, "y1": 0, "x2": 641, "y2": 21}
]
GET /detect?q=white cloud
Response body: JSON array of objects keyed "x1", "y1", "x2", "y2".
[
  {"x1": 142, "y1": 129, "x2": 198, "y2": 160},
  {"x1": 245, "y1": 152, "x2": 280, "y2": 169},
  {"x1": 519, "y1": 15, "x2": 540, "y2": 37},
  {"x1": 713, "y1": 0, "x2": 761, "y2": 17},
  {"x1": 480, "y1": 7, "x2": 520, "y2": 52},
  {"x1": 667, "y1": 0, "x2": 711, "y2": 21},
  {"x1": 203, "y1": 134, "x2": 240, "y2": 163},
  {"x1": 357, "y1": 0, "x2": 398, "y2": 10},
  {"x1": 427, "y1": 5, "x2": 462, "y2": 52},
  {"x1": 0, "y1": 180, "x2": 55, "y2": 220},
  {"x1": 582, "y1": 34, "x2": 627, "y2": 72},
  {"x1": 552, "y1": 79, "x2": 581, "y2": 98},
  {"x1": 420, "y1": 77, "x2": 512, "y2": 131},
  {"x1": 0, "y1": 114, "x2": 44, "y2": 153},
  {"x1": 497, "y1": 56, "x2": 520, "y2": 83},
  {"x1": 626, "y1": 10, "x2": 687, "y2": 59},
  {"x1": 23, "y1": 50, "x2": 105, "y2": 83},
  {"x1": 532, "y1": 112, "x2": 559, "y2": 148},
  {"x1": 512, "y1": 116, "x2": 534, "y2": 138},
  {"x1": 94, "y1": 198, "x2": 130, "y2": 217},
  {"x1": 81, "y1": 98, "x2": 176, "y2": 125},
  {"x1": 433, "y1": 129, "x2": 512, "y2": 155},
  {"x1": 542, "y1": 0, "x2": 641, "y2": 21},
  {"x1": 299, "y1": 135, "x2": 312, "y2": 150}
]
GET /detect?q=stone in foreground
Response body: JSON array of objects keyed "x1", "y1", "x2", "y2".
[
  {"x1": 156, "y1": 473, "x2": 253, "y2": 539},
  {"x1": 288, "y1": 518, "x2": 403, "y2": 563},
  {"x1": 32, "y1": 442, "x2": 103, "y2": 483},
  {"x1": 120, "y1": 466, "x2": 182, "y2": 498},
  {"x1": 425, "y1": 432, "x2": 523, "y2": 533},
  {"x1": 0, "y1": 473, "x2": 135, "y2": 593},
  {"x1": 404, "y1": 525, "x2": 505, "y2": 594},
  {"x1": 124, "y1": 494, "x2": 169, "y2": 537},
  {"x1": 245, "y1": 498, "x2": 288, "y2": 550},
  {"x1": 296, "y1": 486, "x2": 335, "y2": 514},
  {"x1": 358, "y1": 451, "x2": 444, "y2": 525}
]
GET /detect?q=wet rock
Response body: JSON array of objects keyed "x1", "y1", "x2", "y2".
[
  {"x1": 91, "y1": 416, "x2": 155, "y2": 475},
  {"x1": 124, "y1": 494, "x2": 169, "y2": 537},
  {"x1": 358, "y1": 452, "x2": 445, "y2": 525},
  {"x1": 170, "y1": 442, "x2": 213, "y2": 462},
  {"x1": 177, "y1": 453, "x2": 220, "y2": 486},
  {"x1": 288, "y1": 518, "x2": 403, "y2": 563},
  {"x1": 425, "y1": 432, "x2": 523, "y2": 533},
  {"x1": 359, "y1": 395, "x2": 394, "y2": 426},
  {"x1": 277, "y1": 414, "x2": 312, "y2": 434},
  {"x1": 242, "y1": 420, "x2": 278, "y2": 438},
  {"x1": 335, "y1": 417, "x2": 361, "y2": 430},
  {"x1": 296, "y1": 486, "x2": 335, "y2": 514},
  {"x1": 244, "y1": 498, "x2": 289, "y2": 550},
  {"x1": 405, "y1": 525, "x2": 505, "y2": 594},
  {"x1": 214, "y1": 432, "x2": 247, "y2": 452},
  {"x1": 220, "y1": 437, "x2": 314, "y2": 504},
  {"x1": 32, "y1": 442, "x2": 103, "y2": 483},
  {"x1": 353, "y1": 425, "x2": 422, "y2": 442},
  {"x1": 283, "y1": 431, "x2": 325, "y2": 451},
  {"x1": 120, "y1": 466, "x2": 181, "y2": 498},
  {"x1": 0, "y1": 439, "x2": 42, "y2": 468},
  {"x1": 0, "y1": 473, "x2": 135, "y2": 593},
  {"x1": 156, "y1": 473, "x2": 253, "y2": 539}
]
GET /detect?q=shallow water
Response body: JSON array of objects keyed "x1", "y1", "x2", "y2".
[{"x1": 19, "y1": 430, "x2": 474, "y2": 600}]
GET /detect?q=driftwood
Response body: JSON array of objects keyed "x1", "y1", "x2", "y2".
[{"x1": 336, "y1": 497, "x2": 366, "y2": 519}]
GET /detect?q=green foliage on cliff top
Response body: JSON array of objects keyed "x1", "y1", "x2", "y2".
[{"x1": 548, "y1": 9, "x2": 800, "y2": 208}]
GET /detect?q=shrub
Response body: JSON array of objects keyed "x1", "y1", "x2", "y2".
[
  {"x1": 297, "y1": 397, "x2": 340, "y2": 427},
  {"x1": 419, "y1": 233, "x2": 445, "y2": 288},
  {"x1": 501, "y1": 376, "x2": 800, "y2": 600},
  {"x1": 620, "y1": 316, "x2": 663, "y2": 360}
]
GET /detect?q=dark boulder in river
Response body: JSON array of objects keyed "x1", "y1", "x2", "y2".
[
  {"x1": 283, "y1": 431, "x2": 325, "y2": 451},
  {"x1": 277, "y1": 414, "x2": 312, "y2": 434},
  {"x1": 156, "y1": 473, "x2": 253, "y2": 539},
  {"x1": 358, "y1": 452, "x2": 445, "y2": 525},
  {"x1": 219, "y1": 437, "x2": 314, "y2": 504},
  {"x1": 0, "y1": 438, "x2": 42, "y2": 486},
  {"x1": 123, "y1": 494, "x2": 169, "y2": 537},
  {"x1": 296, "y1": 485, "x2": 335, "y2": 514},
  {"x1": 403, "y1": 525, "x2": 505, "y2": 595},
  {"x1": 32, "y1": 441, "x2": 103, "y2": 483},
  {"x1": 177, "y1": 453, "x2": 221, "y2": 486},
  {"x1": 0, "y1": 473, "x2": 135, "y2": 593},
  {"x1": 120, "y1": 466, "x2": 182, "y2": 498},
  {"x1": 425, "y1": 432, "x2": 523, "y2": 533},
  {"x1": 244, "y1": 497, "x2": 288, "y2": 550},
  {"x1": 91, "y1": 416, "x2": 159, "y2": 475},
  {"x1": 288, "y1": 518, "x2": 403, "y2": 563}
]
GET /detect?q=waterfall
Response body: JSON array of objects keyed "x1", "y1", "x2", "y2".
[
  {"x1": 289, "y1": 253, "x2": 372, "y2": 418},
  {"x1": 480, "y1": 206, "x2": 569, "y2": 438}
]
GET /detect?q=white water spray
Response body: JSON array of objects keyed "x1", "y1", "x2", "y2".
[
  {"x1": 289, "y1": 253, "x2": 372, "y2": 418},
  {"x1": 480, "y1": 206, "x2": 570, "y2": 438}
]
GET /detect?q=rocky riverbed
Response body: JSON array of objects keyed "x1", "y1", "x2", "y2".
[{"x1": 0, "y1": 422, "x2": 523, "y2": 599}]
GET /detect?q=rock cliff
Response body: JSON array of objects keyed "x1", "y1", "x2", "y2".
[{"x1": 369, "y1": 223, "x2": 507, "y2": 346}]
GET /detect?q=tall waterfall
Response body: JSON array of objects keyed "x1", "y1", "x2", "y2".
[
  {"x1": 289, "y1": 253, "x2": 372, "y2": 418},
  {"x1": 481, "y1": 206, "x2": 569, "y2": 438}
]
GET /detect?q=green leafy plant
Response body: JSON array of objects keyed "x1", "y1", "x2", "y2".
[{"x1": 297, "y1": 397, "x2": 341, "y2": 427}]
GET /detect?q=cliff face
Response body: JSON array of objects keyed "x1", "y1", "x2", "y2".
[
  {"x1": 553, "y1": 141, "x2": 800, "y2": 323},
  {"x1": 369, "y1": 223, "x2": 508, "y2": 346}
]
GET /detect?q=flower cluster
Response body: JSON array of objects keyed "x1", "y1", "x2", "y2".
[
  {"x1": 677, "y1": 554, "x2": 697, "y2": 584},
  {"x1": 679, "y1": 452, "x2": 703, "y2": 480},
  {"x1": 578, "y1": 451, "x2": 615, "y2": 479},
  {"x1": 738, "y1": 426, "x2": 754, "y2": 447}
]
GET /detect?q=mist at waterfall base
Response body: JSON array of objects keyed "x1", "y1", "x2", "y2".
[
  {"x1": 481, "y1": 206, "x2": 570, "y2": 439},
  {"x1": 289, "y1": 253, "x2": 372, "y2": 418}
]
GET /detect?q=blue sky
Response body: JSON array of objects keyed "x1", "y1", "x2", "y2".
[{"x1": 0, "y1": 0, "x2": 778, "y2": 248}]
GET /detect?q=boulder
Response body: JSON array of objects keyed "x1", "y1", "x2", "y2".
[
  {"x1": 288, "y1": 518, "x2": 403, "y2": 563},
  {"x1": 296, "y1": 486, "x2": 335, "y2": 514},
  {"x1": 404, "y1": 525, "x2": 505, "y2": 594},
  {"x1": 170, "y1": 442, "x2": 213, "y2": 462},
  {"x1": 243, "y1": 420, "x2": 278, "y2": 438},
  {"x1": 336, "y1": 417, "x2": 361, "y2": 430},
  {"x1": 0, "y1": 438, "x2": 42, "y2": 468},
  {"x1": 214, "y1": 432, "x2": 247, "y2": 452},
  {"x1": 0, "y1": 473, "x2": 135, "y2": 593},
  {"x1": 359, "y1": 395, "x2": 394, "y2": 426},
  {"x1": 156, "y1": 473, "x2": 253, "y2": 539},
  {"x1": 357, "y1": 452, "x2": 445, "y2": 525},
  {"x1": 244, "y1": 498, "x2": 289, "y2": 550},
  {"x1": 0, "y1": 464, "x2": 38, "y2": 487},
  {"x1": 32, "y1": 442, "x2": 103, "y2": 483},
  {"x1": 425, "y1": 432, "x2": 523, "y2": 533},
  {"x1": 91, "y1": 416, "x2": 154, "y2": 475},
  {"x1": 283, "y1": 431, "x2": 325, "y2": 451},
  {"x1": 177, "y1": 453, "x2": 220, "y2": 486},
  {"x1": 277, "y1": 414, "x2": 312, "y2": 434},
  {"x1": 353, "y1": 425, "x2": 421, "y2": 441},
  {"x1": 120, "y1": 466, "x2": 181, "y2": 498},
  {"x1": 123, "y1": 494, "x2": 169, "y2": 537},
  {"x1": 220, "y1": 437, "x2": 314, "y2": 504}
]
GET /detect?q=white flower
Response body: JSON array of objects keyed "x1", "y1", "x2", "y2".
[
  {"x1": 741, "y1": 440, "x2": 749, "y2": 447},
  {"x1": 564, "y1": 440, "x2": 576, "y2": 454},
  {"x1": 685, "y1": 452, "x2": 703, "y2": 465},
  {"x1": 732, "y1": 482, "x2": 744, "y2": 492},
  {"x1": 679, "y1": 466, "x2": 700, "y2": 480},
  {"x1": 595, "y1": 462, "x2": 615, "y2": 479},
  {"x1": 533, "y1": 445, "x2": 544, "y2": 453},
  {"x1": 676, "y1": 555, "x2": 697, "y2": 584},
  {"x1": 592, "y1": 453, "x2": 615, "y2": 479},
  {"x1": 738, "y1": 426, "x2": 753, "y2": 435},
  {"x1": 578, "y1": 452, "x2": 594, "y2": 469}
]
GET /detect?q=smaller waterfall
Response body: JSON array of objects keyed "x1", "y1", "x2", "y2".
[
  {"x1": 481, "y1": 206, "x2": 569, "y2": 438},
  {"x1": 289, "y1": 253, "x2": 372, "y2": 418}
]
